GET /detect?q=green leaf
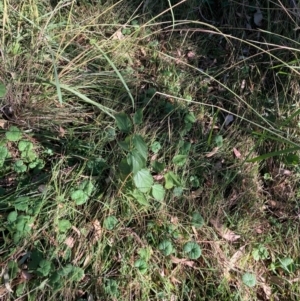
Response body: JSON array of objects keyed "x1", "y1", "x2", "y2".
[
  {"x1": 79, "y1": 180, "x2": 94, "y2": 196},
  {"x1": 158, "y1": 240, "x2": 173, "y2": 256},
  {"x1": 14, "y1": 197, "x2": 30, "y2": 211},
  {"x1": 172, "y1": 155, "x2": 187, "y2": 167},
  {"x1": 151, "y1": 184, "x2": 165, "y2": 201},
  {"x1": 7, "y1": 211, "x2": 18, "y2": 222},
  {"x1": 0, "y1": 82, "x2": 6, "y2": 97},
  {"x1": 115, "y1": 112, "x2": 132, "y2": 133},
  {"x1": 133, "y1": 108, "x2": 143, "y2": 125},
  {"x1": 14, "y1": 160, "x2": 27, "y2": 173},
  {"x1": 173, "y1": 186, "x2": 183, "y2": 197},
  {"x1": 37, "y1": 260, "x2": 52, "y2": 277},
  {"x1": 134, "y1": 259, "x2": 148, "y2": 274},
  {"x1": 183, "y1": 242, "x2": 202, "y2": 259},
  {"x1": 18, "y1": 140, "x2": 33, "y2": 152},
  {"x1": 131, "y1": 189, "x2": 150, "y2": 206},
  {"x1": 118, "y1": 140, "x2": 130, "y2": 151},
  {"x1": 133, "y1": 169, "x2": 154, "y2": 193},
  {"x1": 138, "y1": 247, "x2": 152, "y2": 261},
  {"x1": 103, "y1": 216, "x2": 118, "y2": 230},
  {"x1": 164, "y1": 171, "x2": 180, "y2": 190},
  {"x1": 127, "y1": 149, "x2": 146, "y2": 174},
  {"x1": 8, "y1": 261, "x2": 19, "y2": 279},
  {"x1": 119, "y1": 158, "x2": 132, "y2": 175},
  {"x1": 6, "y1": 126, "x2": 22, "y2": 142},
  {"x1": 58, "y1": 219, "x2": 72, "y2": 233},
  {"x1": 151, "y1": 141, "x2": 161, "y2": 153},
  {"x1": 0, "y1": 146, "x2": 8, "y2": 160},
  {"x1": 151, "y1": 161, "x2": 165, "y2": 173},
  {"x1": 71, "y1": 190, "x2": 88, "y2": 205},
  {"x1": 242, "y1": 273, "x2": 256, "y2": 287},
  {"x1": 215, "y1": 135, "x2": 223, "y2": 147},
  {"x1": 279, "y1": 257, "x2": 294, "y2": 272},
  {"x1": 184, "y1": 112, "x2": 196, "y2": 123},
  {"x1": 132, "y1": 134, "x2": 148, "y2": 159},
  {"x1": 70, "y1": 266, "x2": 84, "y2": 282},
  {"x1": 191, "y1": 212, "x2": 204, "y2": 228}
]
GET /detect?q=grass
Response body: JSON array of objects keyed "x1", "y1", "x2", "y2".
[{"x1": 1, "y1": 0, "x2": 300, "y2": 300}]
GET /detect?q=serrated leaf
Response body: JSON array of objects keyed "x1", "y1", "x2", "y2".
[
  {"x1": 0, "y1": 82, "x2": 6, "y2": 97},
  {"x1": 164, "y1": 171, "x2": 180, "y2": 189},
  {"x1": 134, "y1": 259, "x2": 148, "y2": 274},
  {"x1": 115, "y1": 112, "x2": 132, "y2": 133},
  {"x1": 133, "y1": 108, "x2": 143, "y2": 125},
  {"x1": 151, "y1": 161, "x2": 165, "y2": 173},
  {"x1": 37, "y1": 260, "x2": 52, "y2": 277},
  {"x1": 151, "y1": 141, "x2": 161, "y2": 153},
  {"x1": 132, "y1": 134, "x2": 148, "y2": 159},
  {"x1": 14, "y1": 160, "x2": 27, "y2": 173},
  {"x1": 131, "y1": 189, "x2": 150, "y2": 206},
  {"x1": 158, "y1": 240, "x2": 173, "y2": 256},
  {"x1": 71, "y1": 190, "x2": 88, "y2": 205},
  {"x1": 151, "y1": 184, "x2": 165, "y2": 201},
  {"x1": 18, "y1": 140, "x2": 33, "y2": 152},
  {"x1": 118, "y1": 140, "x2": 130, "y2": 151},
  {"x1": 172, "y1": 155, "x2": 187, "y2": 166},
  {"x1": 0, "y1": 146, "x2": 8, "y2": 160},
  {"x1": 79, "y1": 180, "x2": 94, "y2": 196},
  {"x1": 70, "y1": 267, "x2": 84, "y2": 282},
  {"x1": 191, "y1": 212, "x2": 204, "y2": 228},
  {"x1": 183, "y1": 242, "x2": 202, "y2": 259},
  {"x1": 242, "y1": 273, "x2": 256, "y2": 287},
  {"x1": 103, "y1": 216, "x2": 118, "y2": 230},
  {"x1": 6, "y1": 126, "x2": 22, "y2": 141},
  {"x1": 127, "y1": 149, "x2": 146, "y2": 174},
  {"x1": 58, "y1": 219, "x2": 72, "y2": 233},
  {"x1": 133, "y1": 169, "x2": 153, "y2": 193}
]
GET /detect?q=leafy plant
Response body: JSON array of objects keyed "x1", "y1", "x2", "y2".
[
  {"x1": 252, "y1": 245, "x2": 269, "y2": 261},
  {"x1": 6, "y1": 126, "x2": 22, "y2": 142},
  {"x1": 191, "y1": 212, "x2": 204, "y2": 228},
  {"x1": 103, "y1": 216, "x2": 118, "y2": 230},
  {"x1": 183, "y1": 242, "x2": 202, "y2": 259},
  {"x1": 134, "y1": 259, "x2": 148, "y2": 274},
  {"x1": 242, "y1": 273, "x2": 256, "y2": 287},
  {"x1": 70, "y1": 180, "x2": 94, "y2": 205},
  {"x1": 151, "y1": 184, "x2": 165, "y2": 201},
  {"x1": 158, "y1": 240, "x2": 173, "y2": 256}
]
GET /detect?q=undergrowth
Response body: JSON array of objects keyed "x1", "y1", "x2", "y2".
[{"x1": 1, "y1": 0, "x2": 300, "y2": 300}]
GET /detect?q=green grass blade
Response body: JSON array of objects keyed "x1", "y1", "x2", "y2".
[{"x1": 247, "y1": 147, "x2": 300, "y2": 162}]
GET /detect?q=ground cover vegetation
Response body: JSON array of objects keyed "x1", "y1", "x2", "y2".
[{"x1": 1, "y1": 0, "x2": 300, "y2": 300}]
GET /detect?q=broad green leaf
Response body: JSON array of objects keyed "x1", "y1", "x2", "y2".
[
  {"x1": 184, "y1": 112, "x2": 196, "y2": 123},
  {"x1": 151, "y1": 184, "x2": 165, "y2": 201},
  {"x1": 0, "y1": 146, "x2": 8, "y2": 160},
  {"x1": 118, "y1": 140, "x2": 130, "y2": 151},
  {"x1": 173, "y1": 186, "x2": 183, "y2": 197},
  {"x1": 172, "y1": 155, "x2": 187, "y2": 167},
  {"x1": 151, "y1": 141, "x2": 161, "y2": 153},
  {"x1": 138, "y1": 247, "x2": 152, "y2": 261},
  {"x1": 133, "y1": 108, "x2": 143, "y2": 125},
  {"x1": 18, "y1": 140, "x2": 33, "y2": 152},
  {"x1": 183, "y1": 242, "x2": 202, "y2": 259},
  {"x1": 14, "y1": 196, "x2": 30, "y2": 211},
  {"x1": 151, "y1": 161, "x2": 165, "y2": 173},
  {"x1": 79, "y1": 180, "x2": 94, "y2": 196},
  {"x1": 134, "y1": 259, "x2": 148, "y2": 274},
  {"x1": 215, "y1": 135, "x2": 223, "y2": 147},
  {"x1": 71, "y1": 190, "x2": 88, "y2": 205},
  {"x1": 103, "y1": 216, "x2": 118, "y2": 230},
  {"x1": 6, "y1": 126, "x2": 22, "y2": 142},
  {"x1": 164, "y1": 171, "x2": 180, "y2": 190},
  {"x1": 14, "y1": 160, "x2": 27, "y2": 173},
  {"x1": 0, "y1": 82, "x2": 6, "y2": 97},
  {"x1": 133, "y1": 169, "x2": 153, "y2": 193},
  {"x1": 127, "y1": 149, "x2": 146, "y2": 174},
  {"x1": 132, "y1": 134, "x2": 148, "y2": 159},
  {"x1": 119, "y1": 158, "x2": 132, "y2": 175},
  {"x1": 37, "y1": 260, "x2": 52, "y2": 277},
  {"x1": 279, "y1": 257, "x2": 294, "y2": 272},
  {"x1": 180, "y1": 141, "x2": 191, "y2": 155},
  {"x1": 58, "y1": 219, "x2": 72, "y2": 233},
  {"x1": 158, "y1": 240, "x2": 173, "y2": 256},
  {"x1": 191, "y1": 212, "x2": 204, "y2": 228},
  {"x1": 115, "y1": 112, "x2": 132, "y2": 133},
  {"x1": 242, "y1": 273, "x2": 256, "y2": 287},
  {"x1": 131, "y1": 189, "x2": 150, "y2": 206},
  {"x1": 7, "y1": 211, "x2": 18, "y2": 222},
  {"x1": 70, "y1": 266, "x2": 84, "y2": 282}
]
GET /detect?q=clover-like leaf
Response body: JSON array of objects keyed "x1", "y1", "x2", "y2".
[
  {"x1": 134, "y1": 259, "x2": 148, "y2": 274},
  {"x1": 242, "y1": 273, "x2": 256, "y2": 287},
  {"x1": 6, "y1": 126, "x2": 22, "y2": 142},
  {"x1": 158, "y1": 240, "x2": 173, "y2": 256},
  {"x1": 58, "y1": 219, "x2": 72, "y2": 233},
  {"x1": 103, "y1": 215, "x2": 118, "y2": 230},
  {"x1": 14, "y1": 160, "x2": 27, "y2": 173},
  {"x1": 37, "y1": 260, "x2": 52, "y2": 277},
  {"x1": 183, "y1": 242, "x2": 202, "y2": 259},
  {"x1": 71, "y1": 190, "x2": 88, "y2": 205},
  {"x1": 0, "y1": 146, "x2": 8, "y2": 160},
  {"x1": 191, "y1": 212, "x2": 204, "y2": 228}
]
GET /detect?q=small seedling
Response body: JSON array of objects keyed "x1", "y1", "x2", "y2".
[{"x1": 183, "y1": 242, "x2": 202, "y2": 259}]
